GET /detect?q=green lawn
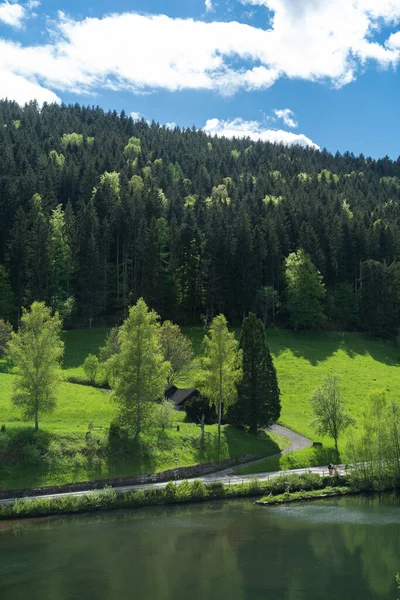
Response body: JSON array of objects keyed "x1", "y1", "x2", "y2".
[
  {"x1": 1, "y1": 326, "x2": 399, "y2": 488},
  {"x1": 61, "y1": 326, "x2": 400, "y2": 446},
  {"x1": 0, "y1": 371, "x2": 282, "y2": 490}
]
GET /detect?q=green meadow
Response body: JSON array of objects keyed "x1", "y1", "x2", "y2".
[{"x1": 0, "y1": 327, "x2": 399, "y2": 488}]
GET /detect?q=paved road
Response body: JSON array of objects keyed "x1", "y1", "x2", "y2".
[
  {"x1": 269, "y1": 424, "x2": 313, "y2": 453},
  {"x1": 0, "y1": 464, "x2": 346, "y2": 507},
  {"x1": 214, "y1": 423, "x2": 313, "y2": 476}
]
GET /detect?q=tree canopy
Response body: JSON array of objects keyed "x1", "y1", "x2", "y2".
[
  {"x1": 7, "y1": 301, "x2": 64, "y2": 430},
  {"x1": 112, "y1": 298, "x2": 169, "y2": 437},
  {"x1": 1, "y1": 100, "x2": 400, "y2": 335},
  {"x1": 236, "y1": 313, "x2": 280, "y2": 434}
]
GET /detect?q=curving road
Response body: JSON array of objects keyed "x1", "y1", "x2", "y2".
[{"x1": 0, "y1": 426, "x2": 323, "y2": 507}]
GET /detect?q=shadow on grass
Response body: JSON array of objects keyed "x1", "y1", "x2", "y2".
[
  {"x1": 236, "y1": 444, "x2": 338, "y2": 475},
  {"x1": 105, "y1": 433, "x2": 158, "y2": 478},
  {"x1": 195, "y1": 426, "x2": 281, "y2": 464},
  {"x1": 0, "y1": 358, "x2": 13, "y2": 373},
  {"x1": 0, "y1": 427, "x2": 54, "y2": 491},
  {"x1": 61, "y1": 328, "x2": 109, "y2": 370},
  {"x1": 266, "y1": 330, "x2": 400, "y2": 367}
]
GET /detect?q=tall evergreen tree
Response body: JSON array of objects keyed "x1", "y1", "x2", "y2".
[
  {"x1": 0, "y1": 264, "x2": 14, "y2": 320},
  {"x1": 236, "y1": 313, "x2": 280, "y2": 434}
]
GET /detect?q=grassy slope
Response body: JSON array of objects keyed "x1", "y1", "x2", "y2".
[
  {"x1": 0, "y1": 367, "x2": 282, "y2": 490},
  {"x1": 62, "y1": 326, "x2": 400, "y2": 447},
  {"x1": 1, "y1": 326, "x2": 399, "y2": 488}
]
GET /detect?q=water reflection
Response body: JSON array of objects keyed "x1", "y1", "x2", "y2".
[{"x1": 0, "y1": 496, "x2": 398, "y2": 600}]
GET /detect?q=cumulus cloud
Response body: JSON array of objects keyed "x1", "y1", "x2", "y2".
[
  {"x1": 130, "y1": 111, "x2": 143, "y2": 120},
  {"x1": 205, "y1": 0, "x2": 214, "y2": 12},
  {"x1": 0, "y1": 1, "x2": 26, "y2": 28},
  {"x1": 239, "y1": 0, "x2": 400, "y2": 84},
  {"x1": 0, "y1": 1, "x2": 400, "y2": 103},
  {"x1": 274, "y1": 108, "x2": 297, "y2": 128},
  {"x1": 204, "y1": 117, "x2": 319, "y2": 149},
  {"x1": 0, "y1": 68, "x2": 60, "y2": 105}
]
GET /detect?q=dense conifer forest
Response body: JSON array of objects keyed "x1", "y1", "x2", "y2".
[{"x1": 1, "y1": 99, "x2": 400, "y2": 336}]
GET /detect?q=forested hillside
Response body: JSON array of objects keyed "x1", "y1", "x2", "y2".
[{"x1": 1, "y1": 100, "x2": 400, "y2": 334}]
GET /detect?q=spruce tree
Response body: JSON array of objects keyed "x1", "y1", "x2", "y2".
[{"x1": 236, "y1": 313, "x2": 280, "y2": 434}]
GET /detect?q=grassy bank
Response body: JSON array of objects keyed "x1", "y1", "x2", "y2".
[
  {"x1": 256, "y1": 485, "x2": 353, "y2": 505},
  {"x1": 0, "y1": 472, "x2": 347, "y2": 521},
  {"x1": 1, "y1": 327, "x2": 399, "y2": 489},
  {"x1": 62, "y1": 326, "x2": 400, "y2": 448},
  {"x1": 0, "y1": 371, "x2": 283, "y2": 490}
]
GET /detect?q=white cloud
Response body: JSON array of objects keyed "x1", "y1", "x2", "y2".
[
  {"x1": 274, "y1": 108, "x2": 297, "y2": 128},
  {"x1": 26, "y1": 0, "x2": 40, "y2": 8},
  {"x1": 0, "y1": 2, "x2": 26, "y2": 28},
  {"x1": 204, "y1": 117, "x2": 319, "y2": 149},
  {"x1": 205, "y1": 0, "x2": 214, "y2": 12},
  {"x1": 165, "y1": 122, "x2": 177, "y2": 129},
  {"x1": 0, "y1": 68, "x2": 61, "y2": 105},
  {"x1": 130, "y1": 111, "x2": 142, "y2": 120},
  {"x1": 238, "y1": 0, "x2": 400, "y2": 84},
  {"x1": 0, "y1": 2, "x2": 399, "y2": 103}
]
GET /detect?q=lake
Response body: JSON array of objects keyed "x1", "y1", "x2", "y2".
[{"x1": 0, "y1": 494, "x2": 399, "y2": 599}]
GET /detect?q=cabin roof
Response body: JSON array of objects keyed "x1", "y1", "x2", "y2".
[{"x1": 165, "y1": 385, "x2": 199, "y2": 407}]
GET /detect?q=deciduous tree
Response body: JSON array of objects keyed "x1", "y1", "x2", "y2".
[
  {"x1": 7, "y1": 302, "x2": 64, "y2": 431},
  {"x1": 112, "y1": 299, "x2": 169, "y2": 437},
  {"x1": 310, "y1": 374, "x2": 355, "y2": 459},
  {"x1": 159, "y1": 320, "x2": 193, "y2": 384},
  {"x1": 83, "y1": 354, "x2": 100, "y2": 384},
  {"x1": 285, "y1": 249, "x2": 326, "y2": 330},
  {"x1": 197, "y1": 315, "x2": 241, "y2": 460},
  {"x1": 0, "y1": 319, "x2": 12, "y2": 358}
]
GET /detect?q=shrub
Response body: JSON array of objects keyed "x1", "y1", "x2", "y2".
[
  {"x1": 83, "y1": 354, "x2": 100, "y2": 384},
  {"x1": 206, "y1": 482, "x2": 226, "y2": 498},
  {"x1": 176, "y1": 480, "x2": 191, "y2": 502},
  {"x1": 191, "y1": 479, "x2": 206, "y2": 500},
  {"x1": 165, "y1": 481, "x2": 177, "y2": 502}
]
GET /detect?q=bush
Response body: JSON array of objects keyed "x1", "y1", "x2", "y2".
[
  {"x1": 83, "y1": 354, "x2": 100, "y2": 384},
  {"x1": 206, "y1": 481, "x2": 226, "y2": 498},
  {"x1": 176, "y1": 480, "x2": 192, "y2": 502},
  {"x1": 165, "y1": 481, "x2": 177, "y2": 502},
  {"x1": 191, "y1": 479, "x2": 206, "y2": 500},
  {"x1": 0, "y1": 319, "x2": 12, "y2": 358}
]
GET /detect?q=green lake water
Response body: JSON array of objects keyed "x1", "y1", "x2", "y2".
[{"x1": 0, "y1": 494, "x2": 399, "y2": 599}]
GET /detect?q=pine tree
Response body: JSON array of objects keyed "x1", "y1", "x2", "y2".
[{"x1": 236, "y1": 313, "x2": 280, "y2": 434}]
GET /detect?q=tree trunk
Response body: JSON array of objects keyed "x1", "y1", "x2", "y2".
[
  {"x1": 217, "y1": 399, "x2": 222, "y2": 467},
  {"x1": 34, "y1": 414, "x2": 38, "y2": 431},
  {"x1": 334, "y1": 437, "x2": 339, "y2": 462}
]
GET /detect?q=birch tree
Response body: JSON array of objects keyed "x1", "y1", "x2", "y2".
[
  {"x1": 159, "y1": 320, "x2": 193, "y2": 384},
  {"x1": 197, "y1": 315, "x2": 241, "y2": 461},
  {"x1": 112, "y1": 298, "x2": 169, "y2": 437},
  {"x1": 8, "y1": 302, "x2": 64, "y2": 431},
  {"x1": 310, "y1": 374, "x2": 355, "y2": 460}
]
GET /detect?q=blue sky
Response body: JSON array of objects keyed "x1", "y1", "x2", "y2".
[{"x1": 1, "y1": 0, "x2": 400, "y2": 158}]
